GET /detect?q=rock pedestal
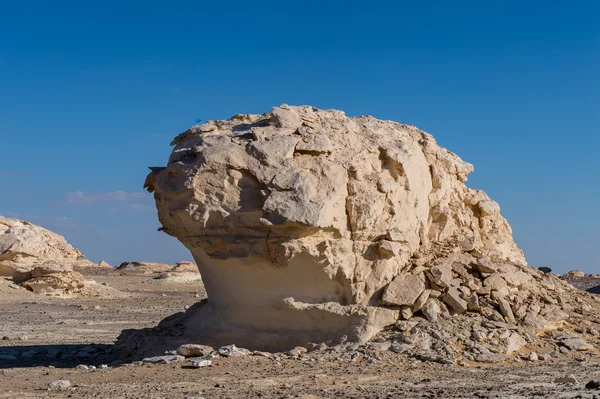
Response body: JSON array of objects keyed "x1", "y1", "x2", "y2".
[{"x1": 119, "y1": 105, "x2": 595, "y2": 354}]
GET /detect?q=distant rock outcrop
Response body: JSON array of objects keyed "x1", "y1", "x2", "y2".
[
  {"x1": 154, "y1": 261, "x2": 202, "y2": 284},
  {"x1": 114, "y1": 261, "x2": 173, "y2": 275},
  {"x1": 0, "y1": 216, "x2": 121, "y2": 297},
  {"x1": 117, "y1": 105, "x2": 600, "y2": 354},
  {"x1": 0, "y1": 216, "x2": 86, "y2": 281}
]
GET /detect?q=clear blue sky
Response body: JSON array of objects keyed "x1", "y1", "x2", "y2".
[{"x1": 0, "y1": 1, "x2": 598, "y2": 272}]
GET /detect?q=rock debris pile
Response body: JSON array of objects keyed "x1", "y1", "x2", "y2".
[{"x1": 117, "y1": 105, "x2": 600, "y2": 360}]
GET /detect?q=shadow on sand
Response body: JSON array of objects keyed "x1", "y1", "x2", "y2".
[{"x1": 0, "y1": 344, "x2": 129, "y2": 369}]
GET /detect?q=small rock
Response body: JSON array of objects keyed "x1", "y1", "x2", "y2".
[
  {"x1": 539, "y1": 353, "x2": 551, "y2": 361},
  {"x1": 422, "y1": 299, "x2": 441, "y2": 323},
  {"x1": 287, "y1": 346, "x2": 308, "y2": 357},
  {"x1": 527, "y1": 352, "x2": 538, "y2": 361},
  {"x1": 190, "y1": 359, "x2": 212, "y2": 368},
  {"x1": 177, "y1": 344, "x2": 214, "y2": 357},
  {"x1": 252, "y1": 351, "x2": 271, "y2": 357},
  {"x1": 217, "y1": 344, "x2": 251, "y2": 357},
  {"x1": 443, "y1": 287, "x2": 468, "y2": 314},
  {"x1": 585, "y1": 380, "x2": 600, "y2": 390},
  {"x1": 370, "y1": 342, "x2": 391, "y2": 352},
  {"x1": 390, "y1": 341, "x2": 411, "y2": 354},
  {"x1": 381, "y1": 274, "x2": 425, "y2": 306},
  {"x1": 555, "y1": 375, "x2": 578, "y2": 384},
  {"x1": 474, "y1": 353, "x2": 509, "y2": 363},
  {"x1": 142, "y1": 355, "x2": 184, "y2": 364},
  {"x1": 48, "y1": 380, "x2": 71, "y2": 391},
  {"x1": 561, "y1": 339, "x2": 592, "y2": 351}
]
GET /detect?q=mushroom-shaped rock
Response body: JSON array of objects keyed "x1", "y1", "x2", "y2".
[{"x1": 118, "y1": 105, "x2": 539, "y2": 354}]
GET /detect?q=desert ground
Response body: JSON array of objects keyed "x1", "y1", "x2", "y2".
[{"x1": 1, "y1": 268, "x2": 599, "y2": 399}]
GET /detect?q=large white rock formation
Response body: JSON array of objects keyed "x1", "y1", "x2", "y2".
[
  {"x1": 131, "y1": 105, "x2": 575, "y2": 351},
  {"x1": 0, "y1": 216, "x2": 85, "y2": 281}
]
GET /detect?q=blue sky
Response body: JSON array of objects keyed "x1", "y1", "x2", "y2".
[{"x1": 0, "y1": 1, "x2": 598, "y2": 272}]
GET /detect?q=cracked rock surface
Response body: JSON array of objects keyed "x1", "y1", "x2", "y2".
[{"x1": 121, "y1": 105, "x2": 599, "y2": 353}]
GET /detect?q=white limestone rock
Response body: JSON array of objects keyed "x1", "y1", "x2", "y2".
[
  {"x1": 0, "y1": 216, "x2": 84, "y2": 281},
  {"x1": 122, "y1": 105, "x2": 599, "y2": 353}
]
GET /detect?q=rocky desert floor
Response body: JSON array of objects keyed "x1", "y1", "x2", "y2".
[{"x1": 1, "y1": 269, "x2": 599, "y2": 399}]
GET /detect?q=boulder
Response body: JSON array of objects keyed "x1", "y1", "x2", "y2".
[
  {"x1": 116, "y1": 105, "x2": 599, "y2": 354},
  {"x1": 0, "y1": 216, "x2": 84, "y2": 281},
  {"x1": 381, "y1": 274, "x2": 425, "y2": 306}
]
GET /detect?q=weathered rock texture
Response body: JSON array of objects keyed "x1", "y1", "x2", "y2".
[
  {"x1": 0, "y1": 216, "x2": 86, "y2": 282},
  {"x1": 120, "y1": 105, "x2": 599, "y2": 353},
  {"x1": 0, "y1": 216, "x2": 122, "y2": 297}
]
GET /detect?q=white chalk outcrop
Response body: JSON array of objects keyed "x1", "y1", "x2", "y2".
[
  {"x1": 0, "y1": 216, "x2": 86, "y2": 281},
  {"x1": 120, "y1": 105, "x2": 596, "y2": 353},
  {"x1": 0, "y1": 216, "x2": 122, "y2": 297}
]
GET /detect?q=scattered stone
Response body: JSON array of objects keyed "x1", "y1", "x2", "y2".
[
  {"x1": 217, "y1": 345, "x2": 251, "y2": 357},
  {"x1": 390, "y1": 341, "x2": 410, "y2": 354},
  {"x1": 412, "y1": 290, "x2": 431, "y2": 312},
  {"x1": 474, "y1": 353, "x2": 509, "y2": 363},
  {"x1": 422, "y1": 300, "x2": 441, "y2": 323},
  {"x1": 561, "y1": 339, "x2": 592, "y2": 351},
  {"x1": 369, "y1": 342, "x2": 391, "y2": 352},
  {"x1": 177, "y1": 344, "x2": 214, "y2": 357},
  {"x1": 190, "y1": 359, "x2": 212, "y2": 368},
  {"x1": 555, "y1": 375, "x2": 579, "y2": 384},
  {"x1": 497, "y1": 298, "x2": 516, "y2": 323},
  {"x1": 539, "y1": 353, "x2": 551, "y2": 361},
  {"x1": 527, "y1": 352, "x2": 538, "y2": 361},
  {"x1": 427, "y1": 265, "x2": 453, "y2": 289},
  {"x1": 443, "y1": 287, "x2": 468, "y2": 314},
  {"x1": 142, "y1": 355, "x2": 184, "y2": 364},
  {"x1": 381, "y1": 274, "x2": 425, "y2": 306},
  {"x1": 48, "y1": 380, "x2": 71, "y2": 391},
  {"x1": 287, "y1": 346, "x2": 308, "y2": 357}
]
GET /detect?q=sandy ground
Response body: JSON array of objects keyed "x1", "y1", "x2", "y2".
[{"x1": 1, "y1": 270, "x2": 600, "y2": 399}]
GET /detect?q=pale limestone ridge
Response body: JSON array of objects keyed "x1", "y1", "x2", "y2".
[{"x1": 128, "y1": 105, "x2": 596, "y2": 352}]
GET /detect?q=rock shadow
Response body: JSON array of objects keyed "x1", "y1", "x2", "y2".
[{"x1": 0, "y1": 344, "x2": 125, "y2": 369}]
